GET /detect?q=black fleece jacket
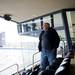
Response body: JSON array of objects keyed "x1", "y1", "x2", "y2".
[{"x1": 38, "y1": 27, "x2": 60, "y2": 51}]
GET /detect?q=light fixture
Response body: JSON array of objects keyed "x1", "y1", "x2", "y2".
[{"x1": 3, "y1": 14, "x2": 12, "y2": 21}]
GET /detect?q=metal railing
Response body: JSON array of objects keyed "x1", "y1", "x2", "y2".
[
  {"x1": 32, "y1": 51, "x2": 40, "y2": 71},
  {"x1": 0, "y1": 64, "x2": 19, "y2": 75}
]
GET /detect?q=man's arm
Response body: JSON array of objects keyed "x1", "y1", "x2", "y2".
[
  {"x1": 53, "y1": 29, "x2": 60, "y2": 49},
  {"x1": 38, "y1": 31, "x2": 44, "y2": 51}
]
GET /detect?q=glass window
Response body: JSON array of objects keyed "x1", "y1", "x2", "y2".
[
  {"x1": 54, "y1": 13, "x2": 64, "y2": 27},
  {"x1": 21, "y1": 19, "x2": 41, "y2": 37},
  {"x1": 23, "y1": 23, "x2": 32, "y2": 32},
  {"x1": 53, "y1": 13, "x2": 68, "y2": 57},
  {"x1": 66, "y1": 11, "x2": 75, "y2": 43},
  {"x1": 57, "y1": 30, "x2": 66, "y2": 39},
  {"x1": 34, "y1": 19, "x2": 41, "y2": 30},
  {"x1": 23, "y1": 24, "x2": 28, "y2": 32},
  {"x1": 56, "y1": 30, "x2": 68, "y2": 58},
  {"x1": 22, "y1": 21, "x2": 33, "y2": 32},
  {"x1": 53, "y1": 13, "x2": 66, "y2": 40},
  {"x1": 17, "y1": 24, "x2": 22, "y2": 33}
]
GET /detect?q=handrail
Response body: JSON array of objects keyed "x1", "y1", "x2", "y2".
[
  {"x1": 0, "y1": 64, "x2": 19, "y2": 75},
  {"x1": 32, "y1": 51, "x2": 40, "y2": 71},
  {"x1": 13, "y1": 60, "x2": 40, "y2": 75}
]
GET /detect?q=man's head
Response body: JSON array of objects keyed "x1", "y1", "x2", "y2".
[{"x1": 43, "y1": 23, "x2": 50, "y2": 31}]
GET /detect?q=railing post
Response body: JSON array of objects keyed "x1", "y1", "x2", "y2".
[{"x1": 32, "y1": 52, "x2": 39, "y2": 72}]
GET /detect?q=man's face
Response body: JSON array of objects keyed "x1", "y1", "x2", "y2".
[{"x1": 43, "y1": 23, "x2": 50, "y2": 31}]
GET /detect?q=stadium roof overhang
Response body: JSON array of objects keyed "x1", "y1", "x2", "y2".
[{"x1": 0, "y1": 0, "x2": 75, "y2": 22}]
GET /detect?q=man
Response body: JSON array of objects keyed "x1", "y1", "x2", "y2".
[{"x1": 38, "y1": 23, "x2": 60, "y2": 70}]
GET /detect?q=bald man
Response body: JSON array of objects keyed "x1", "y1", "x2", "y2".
[{"x1": 38, "y1": 23, "x2": 60, "y2": 70}]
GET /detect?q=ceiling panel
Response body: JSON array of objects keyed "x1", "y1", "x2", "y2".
[{"x1": 0, "y1": 0, "x2": 75, "y2": 22}]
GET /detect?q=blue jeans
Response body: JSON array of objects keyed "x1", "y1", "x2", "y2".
[{"x1": 40, "y1": 48, "x2": 56, "y2": 70}]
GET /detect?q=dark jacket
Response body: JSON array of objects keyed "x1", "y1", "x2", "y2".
[{"x1": 38, "y1": 27, "x2": 60, "y2": 51}]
